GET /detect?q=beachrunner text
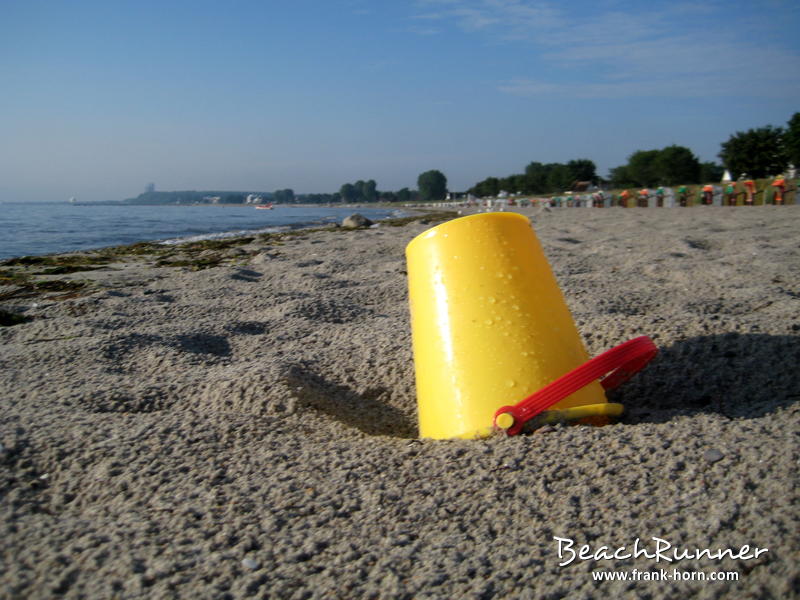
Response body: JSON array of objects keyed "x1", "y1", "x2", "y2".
[{"x1": 554, "y1": 536, "x2": 768, "y2": 568}]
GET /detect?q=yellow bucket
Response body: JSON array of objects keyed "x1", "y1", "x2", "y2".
[{"x1": 406, "y1": 212, "x2": 608, "y2": 439}]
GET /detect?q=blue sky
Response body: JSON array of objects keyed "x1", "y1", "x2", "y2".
[{"x1": 1, "y1": 0, "x2": 798, "y2": 201}]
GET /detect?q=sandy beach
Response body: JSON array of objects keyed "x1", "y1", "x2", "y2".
[{"x1": 1, "y1": 206, "x2": 798, "y2": 599}]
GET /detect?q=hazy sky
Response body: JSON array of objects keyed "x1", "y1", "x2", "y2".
[{"x1": 2, "y1": 0, "x2": 799, "y2": 202}]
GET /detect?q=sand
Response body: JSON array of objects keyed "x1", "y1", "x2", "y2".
[{"x1": 1, "y1": 206, "x2": 798, "y2": 599}]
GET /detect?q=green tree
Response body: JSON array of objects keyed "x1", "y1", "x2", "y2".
[
  {"x1": 417, "y1": 170, "x2": 448, "y2": 201},
  {"x1": 785, "y1": 112, "x2": 800, "y2": 167},
  {"x1": 524, "y1": 162, "x2": 548, "y2": 193},
  {"x1": 566, "y1": 159, "x2": 597, "y2": 182},
  {"x1": 609, "y1": 165, "x2": 635, "y2": 187},
  {"x1": 546, "y1": 163, "x2": 572, "y2": 191},
  {"x1": 719, "y1": 126, "x2": 788, "y2": 178},
  {"x1": 353, "y1": 180, "x2": 366, "y2": 201},
  {"x1": 273, "y1": 189, "x2": 294, "y2": 203},
  {"x1": 498, "y1": 174, "x2": 526, "y2": 194},
  {"x1": 397, "y1": 188, "x2": 412, "y2": 203},
  {"x1": 655, "y1": 145, "x2": 701, "y2": 185},
  {"x1": 470, "y1": 177, "x2": 499, "y2": 197},
  {"x1": 626, "y1": 150, "x2": 661, "y2": 186},
  {"x1": 610, "y1": 145, "x2": 705, "y2": 186},
  {"x1": 339, "y1": 183, "x2": 357, "y2": 203},
  {"x1": 700, "y1": 162, "x2": 725, "y2": 182},
  {"x1": 363, "y1": 179, "x2": 377, "y2": 202}
]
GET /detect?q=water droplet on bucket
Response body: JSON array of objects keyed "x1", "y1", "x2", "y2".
[
  {"x1": 487, "y1": 296, "x2": 496, "y2": 304},
  {"x1": 506, "y1": 379, "x2": 516, "y2": 388},
  {"x1": 485, "y1": 319, "x2": 493, "y2": 325}
]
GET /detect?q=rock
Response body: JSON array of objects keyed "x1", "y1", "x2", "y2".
[
  {"x1": 241, "y1": 558, "x2": 260, "y2": 570},
  {"x1": 703, "y1": 448, "x2": 724, "y2": 464},
  {"x1": 342, "y1": 214, "x2": 373, "y2": 229},
  {"x1": 250, "y1": 253, "x2": 273, "y2": 266}
]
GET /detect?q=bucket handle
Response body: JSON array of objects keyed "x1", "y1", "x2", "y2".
[{"x1": 494, "y1": 336, "x2": 658, "y2": 436}]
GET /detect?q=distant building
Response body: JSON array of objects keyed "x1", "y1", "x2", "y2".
[
  {"x1": 145, "y1": 182, "x2": 156, "y2": 193},
  {"x1": 571, "y1": 180, "x2": 592, "y2": 192}
]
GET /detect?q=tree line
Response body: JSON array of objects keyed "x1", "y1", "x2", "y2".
[
  {"x1": 470, "y1": 159, "x2": 597, "y2": 196},
  {"x1": 609, "y1": 146, "x2": 722, "y2": 188},
  {"x1": 326, "y1": 113, "x2": 798, "y2": 201},
  {"x1": 467, "y1": 112, "x2": 800, "y2": 194},
  {"x1": 309, "y1": 173, "x2": 445, "y2": 204},
  {"x1": 718, "y1": 113, "x2": 799, "y2": 179}
]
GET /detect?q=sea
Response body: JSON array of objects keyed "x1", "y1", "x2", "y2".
[{"x1": 0, "y1": 202, "x2": 405, "y2": 260}]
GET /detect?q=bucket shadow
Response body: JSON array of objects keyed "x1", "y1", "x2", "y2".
[
  {"x1": 608, "y1": 333, "x2": 800, "y2": 423},
  {"x1": 283, "y1": 365, "x2": 416, "y2": 438}
]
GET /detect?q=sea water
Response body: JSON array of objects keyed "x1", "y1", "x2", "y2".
[{"x1": 0, "y1": 203, "x2": 403, "y2": 260}]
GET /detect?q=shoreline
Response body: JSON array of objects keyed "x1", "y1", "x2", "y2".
[
  {"x1": 0, "y1": 209, "x2": 453, "y2": 311},
  {"x1": 0, "y1": 203, "x2": 422, "y2": 263}
]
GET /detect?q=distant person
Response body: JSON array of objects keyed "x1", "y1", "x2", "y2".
[
  {"x1": 677, "y1": 185, "x2": 689, "y2": 207},
  {"x1": 594, "y1": 191, "x2": 605, "y2": 208},
  {"x1": 725, "y1": 181, "x2": 738, "y2": 206},
  {"x1": 655, "y1": 186, "x2": 665, "y2": 207},
  {"x1": 619, "y1": 189, "x2": 631, "y2": 208},
  {"x1": 638, "y1": 188, "x2": 649, "y2": 207},
  {"x1": 702, "y1": 184, "x2": 714, "y2": 205},
  {"x1": 743, "y1": 178, "x2": 756, "y2": 206},
  {"x1": 771, "y1": 176, "x2": 786, "y2": 205}
]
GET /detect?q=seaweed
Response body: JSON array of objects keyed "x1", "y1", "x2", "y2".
[
  {"x1": 34, "y1": 265, "x2": 101, "y2": 275},
  {"x1": 0, "y1": 278, "x2": 89, "y2": 302},
  {"x1": 0, "y1": 270, "x2": 32, "y2": 285},
  {"x1": 33, "y1": 280, "x2": 87, "y2": 293},
  {"x1": 102, "y1": 242, "x2": 168, "y2": 257},
  {"x1": 0, "y1": 309, "x2": 31, "y2": 327},
  {"x1": 2, "y1": 254, "x2": 111, "y2": 270},
  {"x1": 179, "y1": 237, "x2": 255, "y2": 252},
  {"x1": 155, "y1": 256, "x2": 224, "y2": 270}
]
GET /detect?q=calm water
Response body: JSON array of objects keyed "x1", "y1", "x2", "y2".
[{"x1": 0, "y1": 203, "x2": 402, "y2": 260}]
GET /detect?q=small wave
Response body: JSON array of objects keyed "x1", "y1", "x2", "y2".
[
  {"x1": 159, "y1": 225, "x2": 291, "y2": 246},
  {"x1": 158, "y1": 211, "x2": 401, "y2": 246}
]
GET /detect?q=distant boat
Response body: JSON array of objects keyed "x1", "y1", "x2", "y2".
[
  {"x1": 255, "y1": 203, "x2": 274, "y2": 210},
  {"x1": 68, "y1": 197, "x2": 77, "y2": 204}
]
